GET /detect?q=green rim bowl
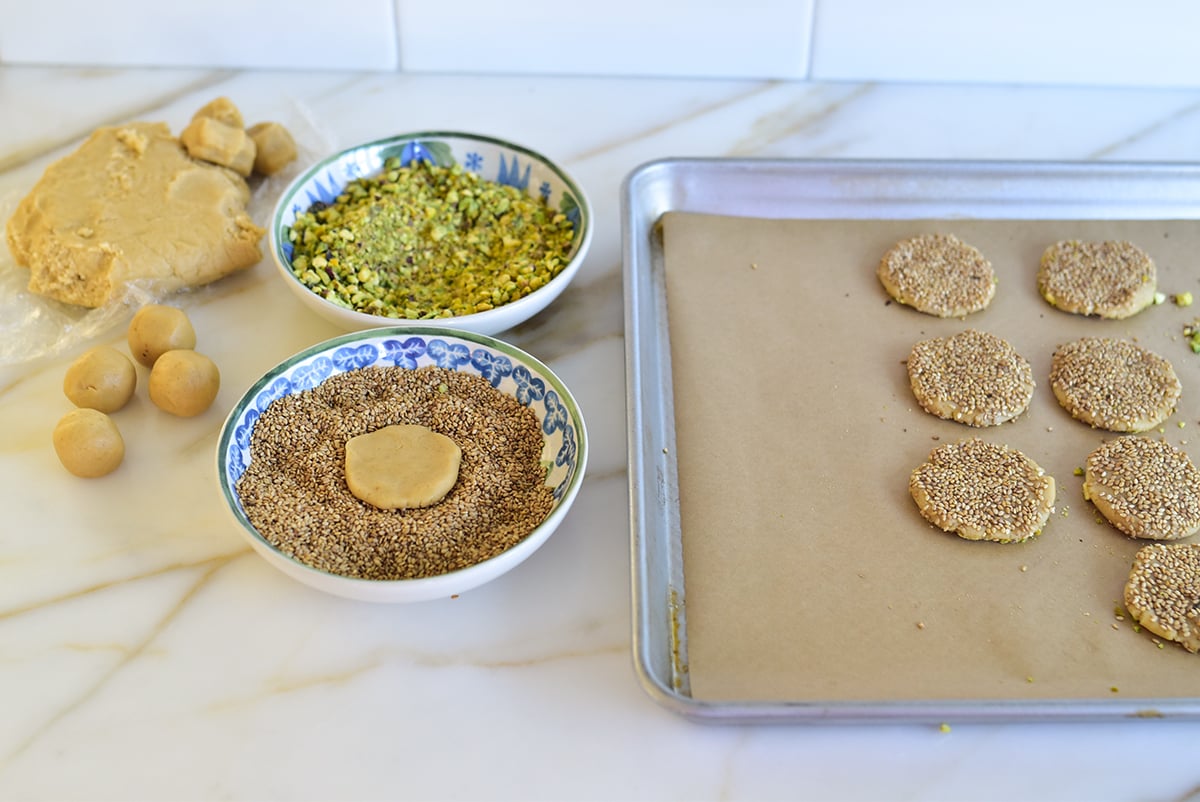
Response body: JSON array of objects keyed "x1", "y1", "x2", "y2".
[
  {"x1": 216, "y1": 326, "x2": 588, "y2": 602},
  {"x1": 269, "y1": 131, "x2": 593, "y2": 336}
]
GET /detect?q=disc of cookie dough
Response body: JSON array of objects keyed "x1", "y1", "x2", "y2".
[
  {"x1": 909, "y1": 438, "x2": 1056, "y2": 543},
  {"x1": 907, "y1": 329, "x2": 1034, "y2": 427},
  {"x1": 1124, "y1": 543, "x2": 1200, "y2": 653},
  {"x1": 878, "y1": 233, "x2": 995, "y2": 318},
  {"x1": 344, "y1": 424, "x2": 462, "y2": 510},
  {"x1": 1083, "y1": 437, "x2": 1200, "y2": 541},
  {"x1": 1049, "y1": 337, "x2": 1180, "y2": 432},
  {"x1": 1037, "y1": 239, "x2": 1156, "y2": 319}
]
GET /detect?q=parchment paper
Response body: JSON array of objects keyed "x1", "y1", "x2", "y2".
[{"x1": 662, "y1": 212, "x2": 1200, "y2": 703}]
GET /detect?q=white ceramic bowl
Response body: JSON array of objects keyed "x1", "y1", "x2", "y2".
[
  {"x1": 269, "y1": 131, "x2": 593, "y2": 336},
  {"x1": 216, "y1": 326, "x2": 588, "y2": 602}
]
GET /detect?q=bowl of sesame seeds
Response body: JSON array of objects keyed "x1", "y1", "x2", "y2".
[
  {"x1": 216, "y1": 326, "x2": 587, "y2": 602},
  {"x1": 270, "y1": 131, "x2": 593, "y2": 336}
]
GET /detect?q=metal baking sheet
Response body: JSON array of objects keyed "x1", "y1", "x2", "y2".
[{"x1": 621, "y1": 159, "x2": 1200, "y2": 723}]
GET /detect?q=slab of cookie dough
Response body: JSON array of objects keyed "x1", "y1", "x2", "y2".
[
  {"x1": 907, "y1": 329, "x2": 1034, "y2": 427},
  {"x1": 1037, "y1": 239, "x2": 1156, "y2": 319},
  {"x1": 1049, "y1": 337, "x2": 1180, "y2": 432},
  {"x1": 5, "y1": 121, "x2": 264, "y2": 308},
  {"x1": 878, "y1": 233, "x2": 995, "y2": 318},
  {"x1": 1083, "y1": 437, "x2": 1200, "y2": 541},
  {"x1": 1124, "y1": 543, "x2": 1200, "y2": 653},
  {"x1": 345, "y1": 424, "x2": 462, "y2": 510},
  {"x1": 909, "y1": 438, "x2": 1056, "y2": 543}
]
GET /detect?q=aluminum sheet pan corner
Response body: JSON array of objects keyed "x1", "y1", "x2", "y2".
[{"x1": 621, "y1": 158, "x2": 1200, "y2": 724}]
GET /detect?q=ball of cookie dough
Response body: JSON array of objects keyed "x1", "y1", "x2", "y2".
[
  {"x1": 148, "y1": 349, "x2": 220, "y2": 417},
  {"x1": 52, "y1": 408, "x2": 125, "y2": 478},
  {"x1": 63, "y1": 346, "x2": 137, "y2": 413},
  {"x1": 128, "y1": 304, "x2": 196, "y2": 367}
]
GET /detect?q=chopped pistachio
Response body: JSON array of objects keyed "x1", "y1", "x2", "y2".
[
  {"x1": 1185, "y1": 320, "x2": 1200, "y2": 353},
  {"x1": 1176, "y1": 291, "x2": 1194, "y2": 307},
  {"x1": 285, "y1": 157, "x2": 576, "y2": 320}
]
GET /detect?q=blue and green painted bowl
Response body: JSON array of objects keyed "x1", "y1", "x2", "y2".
[
  {"x1": 269, "y1": 131, "x2": 592, "y2": 336},
  {"x1": 216, "y1": 326, "x2": 588, "y2": 602}
]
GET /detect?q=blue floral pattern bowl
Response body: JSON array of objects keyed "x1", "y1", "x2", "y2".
[
  {"x1": 216, "y1": 326, "x2": 588, "y2": 602},
  {"x1": 269, "y1": 131, "x2": 593, "y2": 336}
]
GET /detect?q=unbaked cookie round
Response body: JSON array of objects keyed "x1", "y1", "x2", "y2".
[
  {"x1": 1037, "y1": 239, "x2": 1156, "y2": 319},
  {"x1": 1124, "y1": 542, "x2": 1200, "y2": 654},
  {"x1": 909, "y1": 438, "x2": 1056, "y2": 544},
  {"x1": 345, "y1": 424, "x2": 463, "y2": 510},
  {"x1": 878, "y1": 233, "x2": 996, "y2": 318},
  {"x1": 907, "y1": 329, "x2": 1034, "y2": 427},
  {"x1": 1049, "y1": 337, "x2": 1180, "y2": 432},
  {"x1": 1083, "y1": 437, "x2": 1200, "y2": 541}
]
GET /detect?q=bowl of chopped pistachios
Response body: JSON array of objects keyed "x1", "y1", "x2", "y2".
[
  {"x1": 269, "y1": 132, "x2": 592, "y2": 336},
  {"x1": 216, "y1": 325, "x2": 588, "y2": 602}
]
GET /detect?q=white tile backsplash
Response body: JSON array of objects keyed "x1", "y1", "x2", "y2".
[
  {"x1": 395, "y1": 0, "x2": 813, "y2": 79},
  {"x1": 1, "y1": 0, "x2": 1199, "y2": 88},
  {"x1": 811, "y1": 0, "x2": 1200, "y2": 88},
  {"x1": 0, "y1": 0, "x2": 398, "y2": 70}
]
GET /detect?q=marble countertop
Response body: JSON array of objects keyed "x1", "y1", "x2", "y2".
[{"x1": 3, "y1": 67, "x2": 1200, "y2": 802}]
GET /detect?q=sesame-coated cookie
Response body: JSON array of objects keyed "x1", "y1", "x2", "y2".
[
  {"x1": 907, "y1": 329, "x2": 1034, "y2": 427},
  {"x1": 1037, "y1": 239, "x2": 1157, "y2": 319},
  {"x1": 1049, "y1": 337, "x2": 1180, "y2": 432},
  {"x1": 878, "y1": 233, "x2": 996, "y2": 318},
  {"x1": 1124, "y1": 543, "x2": 1200, "y2": 653},
  {"x1": 1084, "y1": 437, "x2": 1200, "y2": 541},
  {"x1": 909, "y1": 438, "x2": 1056, "y2": 543}
]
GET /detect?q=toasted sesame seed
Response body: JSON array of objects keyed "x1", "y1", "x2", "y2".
[
  {"x1": 1123, "y1": 543, "x2": 1200, "y2": 653},
  {"x1": 235, "y1": 365, "x2": 553, "y2": 580},
  {"x1": 878, "y1": 234, "x2": 995, "y2": 318},
  {"x1": 907, "y1": 329, "x2": 1035, "y2": 427},
  {"x1": 1049, "y1": 337, "x2": 1181, "y2": 432},
  {"x1": 909, "y1": 438, "x2": 1056, "y2": 543},
  {"x1": 1037, "y1": 239, "x2": 1157, "y2": 319},
  {"x1": 1083, "y1": 436, "x2": 1200, "y2": 541}
]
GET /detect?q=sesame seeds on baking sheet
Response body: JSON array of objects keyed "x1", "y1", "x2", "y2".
[
  {"x1": 909, "y1": 438, "x2": 1056, "y2": 544},
  {"x1": 878, "y1": 233, "x2": 996, "y2": 318},
  {"x1": 1083, "y1": 437, "x2": 1200, "y2": 541},
  {"x1": 1049, "y1": 337, "x2": 1181, "y2": 432},
  {"x1": 1124, "y1": 543, "x2": 1200, "y2": 653},
  {"x1": 1038, "y1": 239, "x2": 1157, "y2": 319},
  {"x1": 907, "y1": 329, "x2": 1034, "y2": 427}
]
